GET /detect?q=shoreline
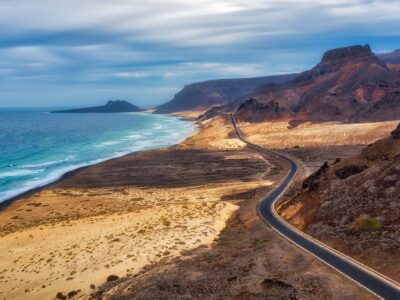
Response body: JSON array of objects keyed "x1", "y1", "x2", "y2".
[
  {"x1": 0, "y1": 114, "x2": 375, "y2": 300},
  {"x1": 0, "y1": 114, "x2": 273, "y2": 299},
  {"x1": 0, "y1": 113, "x2": 199, "y2": 212}
]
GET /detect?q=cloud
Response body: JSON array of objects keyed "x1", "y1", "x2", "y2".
[
  {"x1": 113, "y1": 72, "x2": 150, "y2": 78},
  {"x1": 0, "y1": 0, "x2": 399, "y2": 106},
  {"x1": 109, "y1": 62, "x2": 270, "y2": 83},
  {"x1": 2, "y1": 0, "x2": 399, "y2": 47}
]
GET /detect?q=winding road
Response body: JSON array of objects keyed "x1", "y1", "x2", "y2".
[{"x1": 230, "y1": 113, "x2": 400, "y2": 300}]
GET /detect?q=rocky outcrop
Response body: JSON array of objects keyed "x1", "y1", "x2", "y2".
[
  {"x1": 302, "y1": 162, "x2": 329, "y2": 191},
  {"x1": 235, "y1": 98, "x2": 292, "y2": 122},
  {"x1": 294, "y1": 45, "x2": 384, "y2": 83},
  {"x1": 321, "y1": 45, "x2": 380, "y2": 65},
  {"x1": 52, "y1": 100, "x2": 143, "y2": 113},
  {"x1": 235, "y1": 45, "x2": 400, "y2": 123}
]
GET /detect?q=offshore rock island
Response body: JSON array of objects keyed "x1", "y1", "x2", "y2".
[{"x1": 52, "y1": 100, "x2": 143, "y2": 113}]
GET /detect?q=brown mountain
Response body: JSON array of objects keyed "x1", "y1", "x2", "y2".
[
  {"x1": 235, "y1": 45, "x2": 400, "y2": 123},
  {"x1": 154, "y1": 74, "x2": 295, "y2": 113},
  {"x1": 278, "y1": 123, "x2": 400, "y2": 281},
  {"x1": 378, "y1": 49, "x2": 400, "y2": 64}
]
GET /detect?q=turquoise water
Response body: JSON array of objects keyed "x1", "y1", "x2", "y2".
[{"x1": 0, "y1": 109, "x2": 194, "y2": 202}]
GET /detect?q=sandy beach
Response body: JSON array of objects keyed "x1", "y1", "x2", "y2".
[
  {"x1": 0, "y1": 115, "x2": 383, "y2": 299},
  {"x1": 0, "y1": 115, "x2": 270, "y2": 299}
]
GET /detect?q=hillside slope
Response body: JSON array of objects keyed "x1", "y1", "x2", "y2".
[
  {"x1": 278, "y1": 123, "x2": 400, "y2": 281},
  {"x1": 378, "y1": 49, "x2": 400, "y2": 64},
  {"x1": 235, "y1": 45, "x2": 400, "y2": 123},
  {"x1": 154, "y1": 74, "x2": 295, "y2": 113}
]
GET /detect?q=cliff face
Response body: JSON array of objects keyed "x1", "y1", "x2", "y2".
[
  {"x1": 235, "y1": 45, "x2": 400, "y2": 123},
  {"x1": 154, "y1": 74, "x2": 295, "y2": 113},
  {"x1": 279, "y1": 123, "x2": 400, "y2": 280},
  {"x1": 52, "y1": 100, "x2": 143, "y2": 113}
]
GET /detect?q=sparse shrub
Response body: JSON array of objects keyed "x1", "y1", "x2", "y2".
[
  {"x1": 161, "y1": 218, "x2": 171, "y2": 227},
  {"x1": 106, "y1": 275, "x2": 119, "y2": 282},
  {"x1": 252, "y1": 239, "x2": 267, "y2": 246},
  {"x1": 56, "y1": 292, "x2": 67, "y2": 300},
  {"x1": 364, "y1": 216, "x2": 383, "y2": 231},
  {"x1": 67, "y1": 290, "x2": 78, "y2": 298},
  {"x1": 352, "y1": 215, "x2": 382, "y2": 231}
]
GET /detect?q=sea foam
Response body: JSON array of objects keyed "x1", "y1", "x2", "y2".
[{"x1": 0, "y1": 111, "x2": 194, "y2": 203}]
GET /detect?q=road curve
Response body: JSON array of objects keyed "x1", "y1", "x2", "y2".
[{"x1": 229, "y1": 113, "x2": 400, "y2": 300}]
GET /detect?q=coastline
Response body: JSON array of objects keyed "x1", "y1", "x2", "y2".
[
  {"x1": 0, "y1": 114, "x2": 262, "y2": 299},
  {"x1": 0, "y1": 112, "x2": 198, "y2": 211},
  {"x1": 0, "y1": 114, "x2": 371, "y2": 300}
]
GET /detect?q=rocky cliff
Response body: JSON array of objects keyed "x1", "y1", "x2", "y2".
[{"x1": 235, "y1": 45, "x2": 400, "y2": 123}]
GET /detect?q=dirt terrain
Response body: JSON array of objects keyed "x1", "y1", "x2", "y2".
[
  {"x1": 239, "y1": 116, "x2": 400, "y2": 283},
  {"x1": 0, "y1": 116, "x2": 373, "y2": 300},
  {"x1": 238, "y1": 119, "x2": 398, "y2": 149},
  {"x1": 278, "y1": 123, "x2": 400, "y2": 283},
  {"x1": 93, "y1": 117, "x2": 371, "y2": 300},
  {"x1": 0, "y1": 140, "x2": 267, "y2": 298}
]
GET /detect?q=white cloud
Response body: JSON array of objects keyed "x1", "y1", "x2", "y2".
[
  {"x1": 0, "y1": 0, "x2": 399, "y2": 106},
  {"x1": 107, "y1": 62, "x2": 269, "y2": 81},
  {"x1": 1, "y1": 0, "x2": 400, "y2": 48},
  {"x1": 113, "y1": 72, "x2": 150, "y2": 78},
  {"x1": 0, "y1": 46, "x2": 64, "y2": 64}
]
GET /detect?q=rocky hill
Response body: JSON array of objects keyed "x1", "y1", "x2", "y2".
[
  {"x1": 235, "y1": 45, "x2": 400, "y2": 123},
  {"x1": 279, "y1": 123, "x2": 400, "y2": 281},
  {"x1": 154, "y1": 74, "x2": 295, "y2": 113},
  {"x1": 378, "y1": 49, "x2": 400, "y2": 64},
  {"x1": 52, "y1": 100, "x2": 143, "y2": 113}
]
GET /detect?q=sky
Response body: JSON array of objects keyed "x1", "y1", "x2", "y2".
[{"x1": 0, "y1": 0, "x2": 400, "y2": 108}]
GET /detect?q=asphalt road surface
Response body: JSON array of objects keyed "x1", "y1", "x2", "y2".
[{"x1": 230, "y1": 113, "x2": 400, "y2": 299}]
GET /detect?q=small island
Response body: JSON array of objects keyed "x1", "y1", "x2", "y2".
[{"x1": 52, "y1": 100, "x2": 143, "y2": 113}]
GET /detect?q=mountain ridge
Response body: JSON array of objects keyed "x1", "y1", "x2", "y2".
[
  {"x1": 234, "y1": 44, "x2": 400, "y2": 123},
  {"x1": 378, "y1": 49, "x2": 400, "y2": 64},
  {"x1": 154, "y1": 74, "x2": 296, "y2": 113}
]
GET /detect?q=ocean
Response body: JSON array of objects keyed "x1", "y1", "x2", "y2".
[{"x1": 0, "y1": 109, "x2": 194, "y2": 203}]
